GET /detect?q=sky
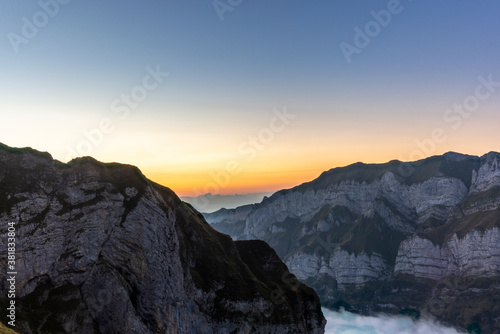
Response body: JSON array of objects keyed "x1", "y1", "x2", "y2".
[{"x1": 1, "y1": 0, "x2": 500, "y2": 196}]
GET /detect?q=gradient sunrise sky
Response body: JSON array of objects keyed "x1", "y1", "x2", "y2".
[{"x1": 1, "y1": 0, "x2": 500, "y2": 196}]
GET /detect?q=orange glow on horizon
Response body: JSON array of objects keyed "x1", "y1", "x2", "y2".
[
  {"x1": 143, "y1": 142, "x2": 500, "y2": 197},
  {"x1": 144, "y1": 168, "x2": 326, "y2": 197},
  {"x1": 142, "y1": 149, "x2": 405, "y2": 197}
]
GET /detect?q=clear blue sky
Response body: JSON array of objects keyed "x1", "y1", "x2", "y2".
[{"x1": 1, "y1": 0, "x2": 500, "y2": 195}]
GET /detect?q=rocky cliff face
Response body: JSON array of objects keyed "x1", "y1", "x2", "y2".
[
  {"x1": 206, "y1": 151, "x2": 500, "y2": 333},
  {"x1": 0, "y1": 144, "x2": 325, "y2": 334}
]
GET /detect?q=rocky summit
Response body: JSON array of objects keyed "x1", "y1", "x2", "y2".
[
  {"x1": 0, "y1": 143, "x2": 325, "y2": 334},
  {"x1": 206, "y1": 151, "x2": 500, "y2": 333}
]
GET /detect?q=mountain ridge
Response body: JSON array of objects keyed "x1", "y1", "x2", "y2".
[
  {"x1": 205, "y1": 151, "x2": 500, "y2": 333},
  {"x1": 0, "y1": 143, "x2": 325, "y2": 333},
  {"x1": 181, "y1": 192, "x2": 274, "y2": 213}
]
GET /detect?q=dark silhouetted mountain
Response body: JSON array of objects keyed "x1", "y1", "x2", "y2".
[{"x1": 0, "y1": 143, "x2": 325, "y2": 334}]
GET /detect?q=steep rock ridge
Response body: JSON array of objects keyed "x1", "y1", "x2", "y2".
[
  {"x1": 207, "y1": 152, "x2": 500, "y2": 332},
  {"x1": 204, "y1": 204, "x2": 257, "y2": 240},
  {"x1": 470, "y1": 151, "x2": 500, "y2": 193},
  {"x1": 0, "y1": 144, "x2": 325, "y2": 334}
]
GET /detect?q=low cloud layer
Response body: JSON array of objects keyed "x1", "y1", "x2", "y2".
[{"x1": 323, "y1": 308, "x2": 464, "y2": 334}]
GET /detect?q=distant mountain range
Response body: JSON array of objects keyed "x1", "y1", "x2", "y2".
[
  {"x1": 0, "y1": 143, "x2": 325, "y2": 333},
  {"x1": 204, "y1": 151, "x2": 500, "y2": 333},
  {"x1": 181, "y1": 192, "x2": 274, "y2": 213}
]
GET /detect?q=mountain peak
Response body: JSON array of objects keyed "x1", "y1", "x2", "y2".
[
  {"x1": 0, "y1": 143, "x2": 325, "y2": 333},
  {"x1": 442, "y1": 151, "x2": 477, "y2": 162},
  {"x1": 0, "y1": 143, "x2": 55, "y2": 163}
]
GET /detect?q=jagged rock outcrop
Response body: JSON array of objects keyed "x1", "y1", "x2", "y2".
[
  {"x1": 0, "y1": 144, "x2": 325, "y2": 334},
  {"x1": 206, "y1": 151, "x2": 500, "y2": 333},
  {"x1": 395, "y1": 227, "x2": 500, "y2": 280}
]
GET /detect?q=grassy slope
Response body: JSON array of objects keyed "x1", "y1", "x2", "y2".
[{"x1": 0, "y1": 323, "x2": 19, "y2": 334}]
